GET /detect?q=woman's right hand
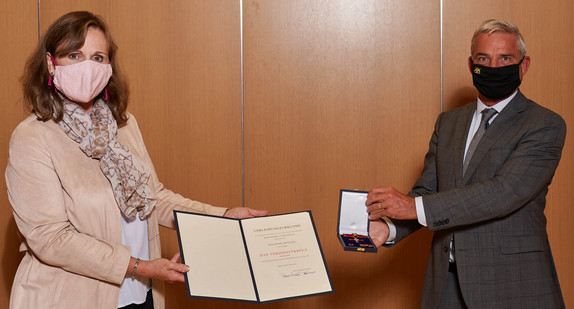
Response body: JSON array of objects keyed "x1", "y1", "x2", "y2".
[{"x1": 128, "y1": 253, "x2": 189, "y2": 283}]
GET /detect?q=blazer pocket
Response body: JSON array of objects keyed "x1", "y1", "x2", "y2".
[{"x1": 500, "y1": 235, "x2": 546, "y2": 255}]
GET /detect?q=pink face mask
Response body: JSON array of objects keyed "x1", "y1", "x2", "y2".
[{"x1": 51, "y1": 58, "x2": 112, "y2": 103}]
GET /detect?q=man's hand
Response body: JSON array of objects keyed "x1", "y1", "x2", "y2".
[
  {"x1": 366, "y1": 186, "x2": 417, "y2": 220},
  {"x1": 369, "y1": 219, "x2": 390, "y2": 248}
]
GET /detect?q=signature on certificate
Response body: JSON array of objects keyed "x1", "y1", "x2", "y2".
[{"x1": 282, "y1": 269, "x2": 317, "y2": 277}]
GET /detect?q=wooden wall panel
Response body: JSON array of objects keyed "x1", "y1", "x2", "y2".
[
  {"x1": 443, "y1": 2, "x2": 574, "y2": 307},
  {"x1": 243, "y1": 1, "x2": 440, "y2": 308},
  {"x1": 3, "y1": 1, "x2": 572, "y2": 308},
  {"x1": 0, "y1": 1, "x2": 38, "y2": 308}
]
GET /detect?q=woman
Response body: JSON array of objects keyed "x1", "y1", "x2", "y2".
[{"x1": 5, "y1": 11, "x2": 267, "y2": 309}]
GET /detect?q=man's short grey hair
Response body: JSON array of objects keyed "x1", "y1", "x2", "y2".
[{"x1": 471, "y1": 19, "x2": 527, "y2": 58}]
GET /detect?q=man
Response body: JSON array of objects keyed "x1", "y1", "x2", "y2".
[{"x1": 366, "y1": 20, "x2": 565, "y2": 308}]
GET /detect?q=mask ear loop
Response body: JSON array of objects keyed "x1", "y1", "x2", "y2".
[
  {"x1": 48, "y1": 55, "x2": 58, "y2": 93},
  {"x1": 104, "y1": 59, "x2": 111, "y2": 101}
]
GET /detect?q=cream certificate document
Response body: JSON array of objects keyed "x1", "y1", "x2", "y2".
[{"x1": 174, "y1": 211, "x2": 333, "y2": 303}]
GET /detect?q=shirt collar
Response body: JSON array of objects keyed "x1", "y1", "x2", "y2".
[{"x1": 476, "y1": 90, "x2": 518, "y2": 114}]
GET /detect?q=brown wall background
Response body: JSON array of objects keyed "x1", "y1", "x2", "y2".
[{"x1": 1, "y1": 1, "x2": 572, "y2": 308}]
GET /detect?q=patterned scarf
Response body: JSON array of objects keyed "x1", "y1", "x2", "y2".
[{"x1": 58, "y1": 98, "x2": 156, "y2": 219}]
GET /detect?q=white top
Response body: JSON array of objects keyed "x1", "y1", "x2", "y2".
[{"x1": 118, "y1": 214, "x2": 151, "y2": 307}]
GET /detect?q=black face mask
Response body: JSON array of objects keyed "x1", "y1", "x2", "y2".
[{"x1": 471, "y1": 58, "x2": 524, "y2": 101}]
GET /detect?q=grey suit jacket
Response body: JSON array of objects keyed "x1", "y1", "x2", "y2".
[{"x1": 393, "y1": 91, "x2": 566, "y2": 308}]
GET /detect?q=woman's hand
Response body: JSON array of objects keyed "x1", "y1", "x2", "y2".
[
  {"x1": 224, "y1": 207, "x2": 268, "y2": 219},
  {"x1": 128, "y1": 253, "x2": 189, "y2": 283}
]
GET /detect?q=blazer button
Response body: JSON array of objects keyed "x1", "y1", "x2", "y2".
[
  {"x1": 445, "y1": 219, "x2": 449, "y2": 224},
  {"x1": 443, "y1": 246, "x2": 448, "y2": 253}
]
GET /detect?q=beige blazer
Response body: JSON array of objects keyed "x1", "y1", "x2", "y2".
[{"x1": 5, "y1": 113, "x2": 227, "y2": 309}]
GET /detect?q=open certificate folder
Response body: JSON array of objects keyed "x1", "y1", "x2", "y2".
[{"x1": 174, "y1": 210, "x2": 333, "y2": 303}]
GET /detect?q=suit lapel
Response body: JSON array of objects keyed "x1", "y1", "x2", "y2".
[{"x1": 462, "y1": 91, "x2": 528, "y2": 184}]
